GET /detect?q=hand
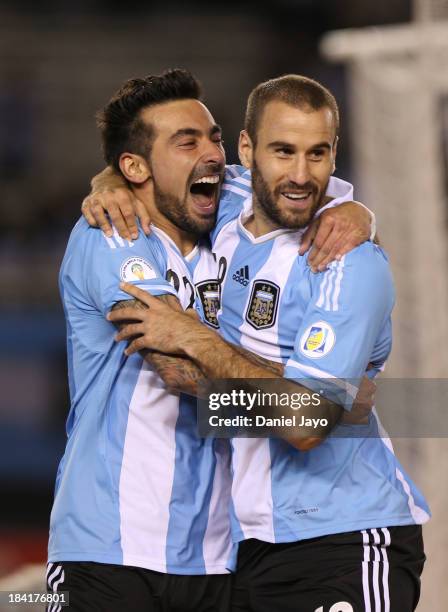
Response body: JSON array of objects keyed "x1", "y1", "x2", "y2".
[
  {"x1": 107, "y1": 283, "x2": 197, "y2": 355},
  {"x1": 299, "y1": 201, "x2": 372, "y2": 272},
  {"x1": 341, "y1": 374, "x2": 376, "y2": 425},
  {"x1": 81, "y1": 188, "x2": 150, "y2": 241}
]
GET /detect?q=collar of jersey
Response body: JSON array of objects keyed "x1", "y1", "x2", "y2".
[
  {"x1": 150, "y1": 224, "x2": 199, "y2": 262},
  {"x1": 237, "y1": 196, "x2": 299, "y2": 244}
]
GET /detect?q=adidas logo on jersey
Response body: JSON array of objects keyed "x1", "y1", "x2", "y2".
[{"x1": 232, "y1": 265, "x2": 250, "y2": 286}]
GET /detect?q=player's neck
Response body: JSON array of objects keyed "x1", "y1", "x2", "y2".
[
  {"x1": 132, "y1": 185, "x2": 199, "y2": 256},
  {"x1": 244, "y1": 195, "x2": 282, "y2": 237}
]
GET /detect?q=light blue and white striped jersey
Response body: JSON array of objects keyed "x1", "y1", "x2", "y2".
[
  {"x1": 49, "y1": 217, "x2": 235, "y2": 575},
  {"x1": 212, "y1": 170, "x2": 430, "y2": 544}
]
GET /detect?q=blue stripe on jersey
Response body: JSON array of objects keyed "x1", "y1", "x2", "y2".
[
  {"x1": 99, "y1": 352, "x2": 143, "y2": 561},
  {"x1": 166, "y1": 394, "x2": 215, "y2": 574},
  {"x1": 48, "y1": 350, "x2": 142, "y2": 564},
  {"x1": 276, "y1": 257, "x2": 311, "y2": 364}
]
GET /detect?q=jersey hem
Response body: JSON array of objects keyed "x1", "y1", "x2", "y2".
[
  {"x1": 47, "y1": 551, "x2": 231, "y2": 575},
  {"x1": 233, "y1": 514, "x2": 430, "y2": 543}
]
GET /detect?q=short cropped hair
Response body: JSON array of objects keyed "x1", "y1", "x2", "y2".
[
  {"x1": 96, "y1": 68, "x2": 203, "y2": 171},
  {"x1": 245, "y1": 74, "x2": 339, "y2": 146}
]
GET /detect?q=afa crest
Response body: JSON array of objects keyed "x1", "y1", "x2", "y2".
[
  {"x1": 300, "y1": 321, "x2": 335, "y2": 359},
  {"x1": 196, "y1": 280, "x2": 220, "y2": 328},
  {"x1": 246, "y1": 280, "x2": 280, "y2": 330}
]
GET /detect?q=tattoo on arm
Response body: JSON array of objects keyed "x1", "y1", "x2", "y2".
[
  {"x1": 145, "y1": 352, "x2": 206, "y2": 397},
  {"x1": 111, "y1": 295, "x2": 204, "y2": 395}
]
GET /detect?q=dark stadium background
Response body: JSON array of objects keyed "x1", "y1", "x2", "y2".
[{"x1": 0, "y1": 0, "x2": 426, "y2": 594}]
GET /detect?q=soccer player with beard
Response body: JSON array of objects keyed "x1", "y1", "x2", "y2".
[
  {"x1": 48, "y1": 69, "x2": 241, "y2": 612},
  {"x1": 110, "y1": 75, "x2": 429, "y2": 611},
  {"x1": 51, "y1": 69, "x2": 372, "y2": 612}
]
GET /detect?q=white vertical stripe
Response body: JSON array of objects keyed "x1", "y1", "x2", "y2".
[
  {"x1": 202, "y1": 439, "x2": 234, "y2": 573},
  {"x1": 362, "y1": 530, "x2": 372, "y2": 612},
  {"x1": 46, "y1": 563, "x2": 54, "y2": 579},
  {"x1": 324, "y1": 267, "x2": 337, "y2": 311},
  {"x1": 332, "y1": 257, "x2": 345, "y2": 311},
  {"x1": 395, "y1": 467, "x2": 431, "y2": 524},
  {"x1": 371, "y1": 529, "x2": 382, "y2": 612},
  {"x1": 376, "y1": 403, "x2": 430, "y2": 524},
  {"x1": 381, "y1": 528, "x2": 391, "y2": 612},
  {"x1": 316, "y1": 270, "x2": 330, "y2": 308},
  {"x1": 52, "y1": 569, "x2": 65, "y2": 592},
  {"x1": 231, "y1": 438, "x2": 275, "y2": 541},
  {"x1": 120, "y1": 363, "x2": 179, "y2": 571},
  {"x1": 377, "y1": 413, "x2": 429, "y2": 521},
  {"x1": 47, "y1": 565, "x2": 62, "y2": 587},
  {"x1": 112, "y1": 226, "x2": 125, "y2": 247},
  {"x1": 238, "y1": 233, "x2": 297, "y2": 362},
  {"x1": 102, "y1": 232, "x2": 116, "y2": 249},
  {"x1": 48, "y1": 566, "x2": 64, "y2": 612}
]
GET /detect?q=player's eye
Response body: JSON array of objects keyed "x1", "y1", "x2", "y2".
[
  {"x1": 309, "y1": 149, "x2": 326, "y2": 160},
  {"x1": 178, "y1": 140, "x2": 197, "y2": 148},
  {"x1": 275, "y1": 147, "x2": 293, "y2": 157}
]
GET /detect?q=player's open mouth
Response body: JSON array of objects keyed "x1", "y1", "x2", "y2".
[
  {"x1": 280, "y1": 191, "x2": 313, "y2": 208},
  {"x1": 190, "y1": 175, "x2": 220, "y2": 214}
]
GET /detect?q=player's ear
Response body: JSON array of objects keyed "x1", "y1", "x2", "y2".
[
  {"x1": 331, "y1": 136, "x2": 338, "y2": 174},
  {"x1": 119, "y1": 153, "x2": 151, "y2": 184},
  {"x1": 238, "y1": 130, "x2": 254, "y2": 169}
]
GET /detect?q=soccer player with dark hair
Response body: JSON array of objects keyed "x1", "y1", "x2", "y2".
[
  {"x1": 51, "y1": 69, "x2": 373, "y2": 611},
  {"x1": 107, "y1": 74, "x2": 429, "y2": 611}
]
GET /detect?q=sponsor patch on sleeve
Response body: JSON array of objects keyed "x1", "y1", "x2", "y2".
[
  {"x1": 120, "y1": 257, "x2": 157, "y2": 282},
  {"x1": 299, "y1": 321, "x2": 335, "y2": 359}
]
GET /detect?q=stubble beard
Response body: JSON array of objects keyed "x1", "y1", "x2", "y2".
[
  {"x1": 251, "y1": 158, "x2": 328, "y2": 230},
  {"x1": 152, "y1": 179, "x2": 217, "y2": 237}
]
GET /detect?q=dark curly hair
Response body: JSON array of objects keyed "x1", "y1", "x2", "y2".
[{"x1": 96, "y1": 68, "x2": 203, "y2": 171}]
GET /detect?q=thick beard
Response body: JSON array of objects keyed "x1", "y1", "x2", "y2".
[
  {"x1": 251, "y1": 159, "x2": 327, "y2": 230},
  {"x1": 152, "y1": 180, "x2": 217, "y2": 237}
]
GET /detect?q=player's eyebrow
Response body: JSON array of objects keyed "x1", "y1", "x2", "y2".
[
  {"x1": 169, "y1": 128, "x2": 201, "y2": 142},
  {"x1": 210, "y1": 124, "x2": 222, "y2": 137},
  {"x1": 308, "y1": 142, "x2": 332, "y2": 151},
  {"x1": 267, "y1": 141, "x2": 333, "y2": 151},
  {"x1": 268, "y1": 140, "x2": 296, "y2": 150},
  {"x1": 169, "y1": 124, "x2": 222, "y2": 143}
]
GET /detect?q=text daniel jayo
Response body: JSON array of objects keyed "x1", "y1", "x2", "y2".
[{"x1": 209, "y1": 415, "x2": 328, "y2": 428}]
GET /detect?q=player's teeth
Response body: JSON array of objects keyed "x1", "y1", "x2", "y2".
[
  {"x1": 284, "y1": 193, "x2": 309, "y2": 200},
  {"x1": 193, "y1": 176, "x2": 219, "y2": 184}
]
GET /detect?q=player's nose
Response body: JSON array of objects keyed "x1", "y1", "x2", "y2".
[
  {"x1": 288, "y1": 157, "x2": 311, "y2": 184},
  {"x1": 201, "y1": 139, "x2": 225, "y2": 167}
]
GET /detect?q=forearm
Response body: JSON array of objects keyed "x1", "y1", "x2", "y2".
[
  {"x1": 144, "y1": 341, "x2": 283, "y2": 398},
  {"x1": 181, "y1": 325, "x2": 277, "y2": 379},
  {"x1": 179, "y1": 324, "x2": 342, "y2": 450},
  {"x1": 143, "y1": 351, "x2": 206, "y2": 397},
  {"x1": 91, "y1": 165, "x2": 127, "y2": 192},
  {"x1": 230, "y1": 344, "x2": 284, "y2": 377}
]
